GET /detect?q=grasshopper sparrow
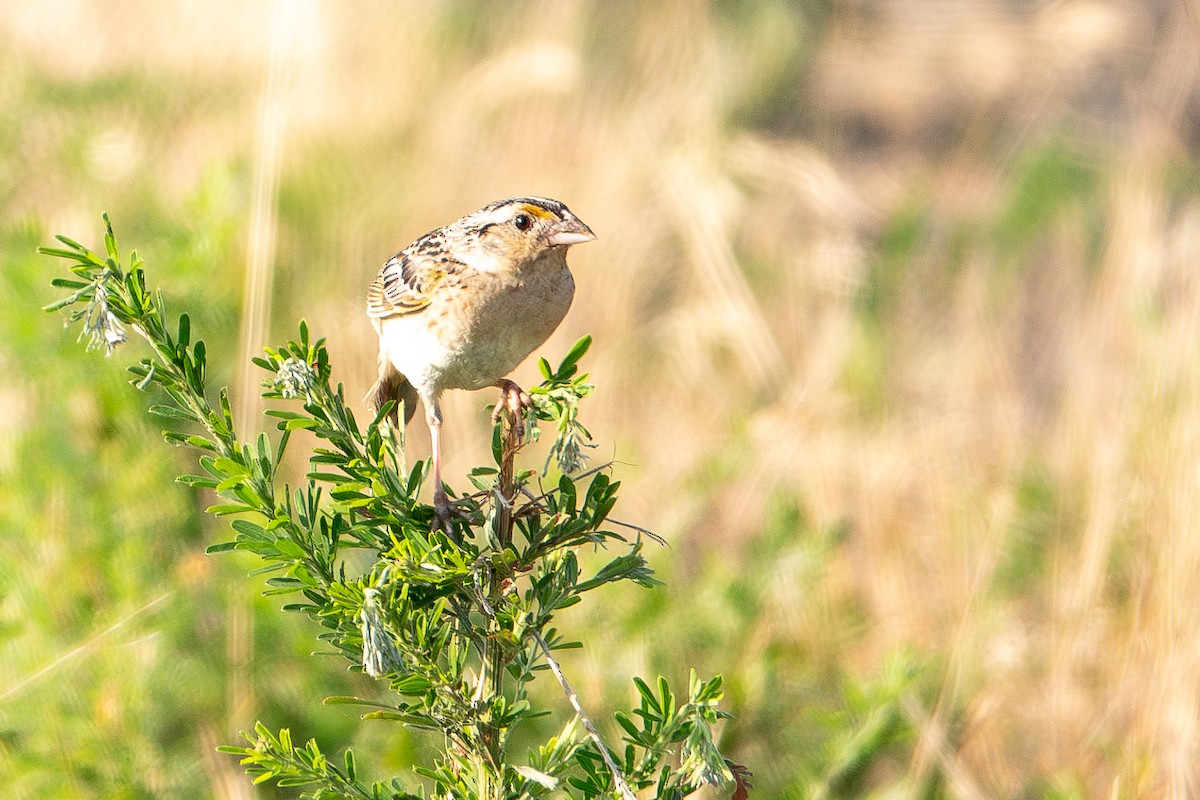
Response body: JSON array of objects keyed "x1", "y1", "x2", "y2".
[{"x1": 366, "y1": 196, "x2": 595, "y2": 528}]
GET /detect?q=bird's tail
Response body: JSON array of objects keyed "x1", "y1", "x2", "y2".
[{"x1": 366, "y1": 357, "x2": 419, "y2": 427}]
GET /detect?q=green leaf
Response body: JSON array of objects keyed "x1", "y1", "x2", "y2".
[
  {"x1": 558, "y1": 334, "x2": 592, "y2": 376},
  {"x1": 177, "y1": 313, "x2": 191, "y2": 348},
  {"x1": 134, "y1": 363, "x2": 156, "y2": 391},
  {"x1": 177, "y1": 474, "x2": 219, "y2": 488},
  {"x1": 212, "y1": 456, "x2": 243, "y2": 475},
  {"x1": 231, "y1": 519, "x2": 269, "y2": 539},
  {"x1": 393, "y1": 675, "x2": 434, "y2": 695},
  {"x1": 633, "y1": 677, "x2": 661, "y2": 714},
  {"x1": 515, "y1": 765, "x2": 558, "y2": 790},
  {"x1": 557, "y1": 473, "x2": 577, "y2": 513},
  {"x1": 362, "y1": 711, "x2": 437, "y2": 726},
  {"x1": 148, "y1": 404, "x2": 194, "y2": 421},
  {"x1": 323, "y1": 696, "x2": 406, "y2": 709},
  {"x1": 42, "y1": 293, "x2": 85, "y2": 312},
  {"x1": 263, "y1": 577, "x2": 307, "y2": 595},
  {"x1": 273, "y1": 539, "x2": 306, "y2": 559},
  {"x1": 39, "y1": 245, "x2": 91, "y2": 262},
  {"x1": 306, "y1": 471, "x2": 354, "y2": 484},
  {"x1": 214, "y1": 745, "x2": 249, "y2": 754},
  {"x1": 265, "y1": 409, "x2": 307, "y2": 420},
  {"x1": 658, "y1": 676, "x2": 675, "y2": 716},
  {"x1": 207, "y1": 503, "x2": 251, "y2": 515},
  {"x1": 102, "y1": 212, "x2": 119, "y2": 262},
  {"x1": 614, "y1": 711, "x2": 641, "y2": 741},
  {"x1": 491, "y1": 422, "x2": 503, "y2": 466},
  {"x1": 192, "y1": 340, "x2": 207, "y2": 386},
  {"x1": 330, "y1": 483, "x2": 369, "y2": 501}
]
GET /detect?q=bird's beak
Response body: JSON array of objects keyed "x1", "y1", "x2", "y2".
[{"x1": 546, "y1": 216, "x2": 596, "y2": 247}]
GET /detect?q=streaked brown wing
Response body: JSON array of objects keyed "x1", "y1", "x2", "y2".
[
  {"x1": 367, "y1": 254, "x2": 433, "y2": 318},
  {"x1": 366, "y1": 227, "x2": 464, "y2": 319}
]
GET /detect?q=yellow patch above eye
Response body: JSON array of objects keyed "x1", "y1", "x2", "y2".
[{"x1": 519, "y1": 204, "x2": 556, "y2": 221}]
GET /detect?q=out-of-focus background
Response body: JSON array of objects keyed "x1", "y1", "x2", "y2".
[{"x1": 4, "y1": 0, "x2": 1200, "y2": 797}]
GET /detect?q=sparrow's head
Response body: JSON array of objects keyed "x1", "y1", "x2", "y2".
[{"x1": 454, "y1": 196, "x2": 596, "y2": 270}]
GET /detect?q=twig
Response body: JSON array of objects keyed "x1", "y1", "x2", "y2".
[
  {"x1": 461, "y1": 461, "x2": 615, "y2": 513},
  {"x1": 529, "y1": 627, "x2": 637, "y2": 800},
  {"x1": 512, "y1": 462, "x2": 616, "y2": 519},
  {"x1": 0, "y1": 591, "x2": 173, "y2": 702},
  {"x1": 606, "y1": 515, "x2": 668, "y2": 546},
  {"x1": 493, "y1": 407, "x2": 524, "y2": 547},
  {"x1": 529, "y1": 462, "x2": 614, "y2": 499}
]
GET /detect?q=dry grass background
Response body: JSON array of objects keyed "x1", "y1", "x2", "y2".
[{"x1": 6, "y1": 0, "x2": 1200, "y2": 797}]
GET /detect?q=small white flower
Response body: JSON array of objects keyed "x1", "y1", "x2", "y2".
[
  {"x1": 80, "y1": 284, "x2": 127, "y2": 356},
  {"x1": 360, "y1": 587, "x2": 402, "y2": 678},
  {"x1": 272, "y1": 357, "x2": 315, "y2": 400}
]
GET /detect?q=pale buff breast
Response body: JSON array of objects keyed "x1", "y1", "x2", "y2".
[
  {"x1": 376, "y1": 258, "x2": 575, "y2": 397},
  {"x1": 439, "y1": 262, "x2": 575, "y2": 390}
]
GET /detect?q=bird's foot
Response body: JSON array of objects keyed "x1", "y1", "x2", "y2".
[
  {"x1": 491, "y1": 379, "x2": 532, "y2": 437},
  {"x1": 432, "y1": 484, "x2": 459, "y2": 540}
]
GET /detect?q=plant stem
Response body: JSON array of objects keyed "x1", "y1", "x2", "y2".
[
  {"x1": 480, "y1": 408, "x2": 523, "y2": 800},
  {"x1": 530, "y1": 628, "x2": 637, "y2": 800},
  {"x1": 494, "y1": 410, "x2": 521, "y2": 549}
]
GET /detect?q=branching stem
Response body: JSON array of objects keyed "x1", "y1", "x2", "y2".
[
  {"x1": 478, "y1": 408, "x2": 524, "y2": 800},
  {"x1": 530, "y1": 626, "x2": 637, "y2": 800}
]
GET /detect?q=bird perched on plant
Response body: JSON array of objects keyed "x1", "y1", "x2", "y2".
[{"x1": 366, "y1": 196, "x2": 596, "y2": 530}]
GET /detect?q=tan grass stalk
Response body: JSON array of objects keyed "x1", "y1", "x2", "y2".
[{"x1": 234, "y1": 0, "x2": 298, "y2": 436}]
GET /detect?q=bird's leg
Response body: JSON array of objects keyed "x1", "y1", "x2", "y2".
[
  {"x1": 491, "y1": 378, "x2": 532, "y2": 438},
  {"x1": 427, "y1": 411, "x2": 455, "y2": 536}
]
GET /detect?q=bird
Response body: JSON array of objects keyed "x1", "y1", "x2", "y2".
[{"x1": 365, "y1": 196, "x2": 596, "y2": 530}]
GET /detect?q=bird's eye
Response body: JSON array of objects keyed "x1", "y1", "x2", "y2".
[{"x1": 513, "y1": 213, "x2": 532, "y2": 231}]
